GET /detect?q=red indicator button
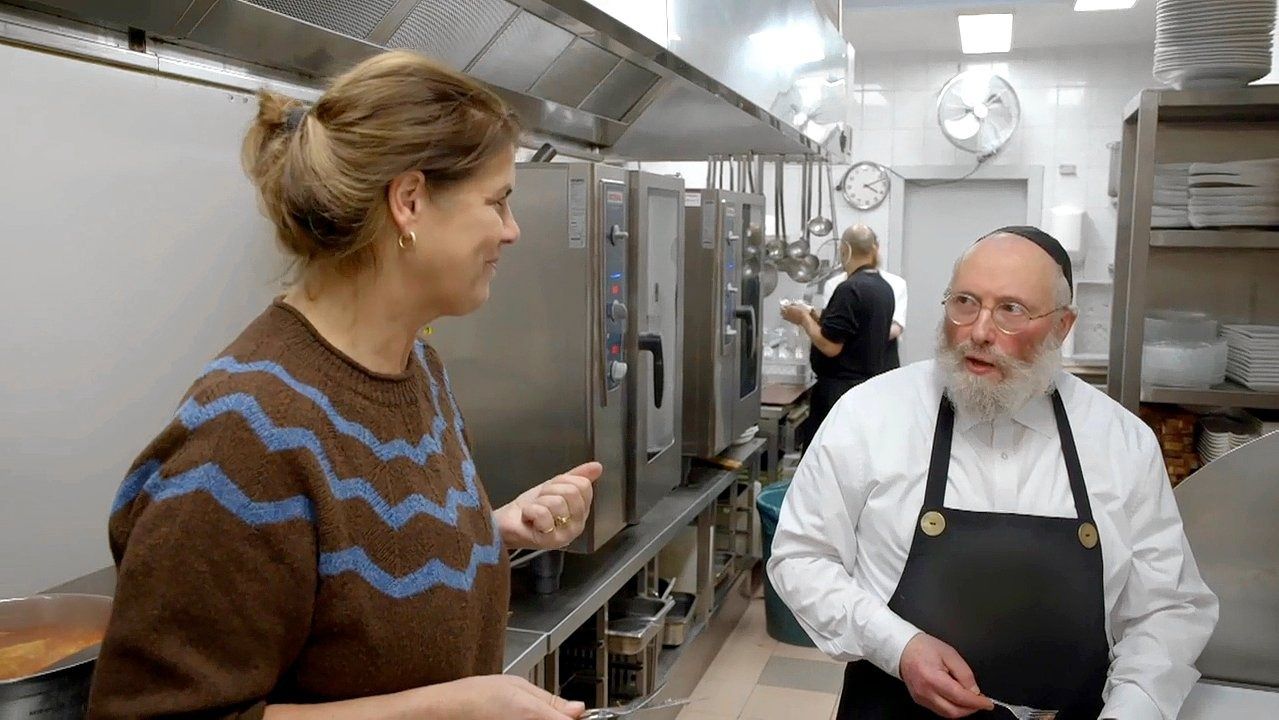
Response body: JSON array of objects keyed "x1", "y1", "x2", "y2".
[
  {"x1": 611, "y1": 284, "x2": 621, "y2": 294},
  {"x1": 611, "y1": 344, "x2": 620, "y2": 355}
]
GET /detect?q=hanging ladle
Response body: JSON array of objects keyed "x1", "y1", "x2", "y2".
[{"x1": 807, "y1": 155, "x2": 834, "y2": 238}]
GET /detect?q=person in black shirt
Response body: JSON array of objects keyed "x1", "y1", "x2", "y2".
[{"x1": 781, "y1": 227, "x2": 895, "y2": 450}]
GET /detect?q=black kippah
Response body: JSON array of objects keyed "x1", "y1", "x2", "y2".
[{"x1": 983, "y1": 225, "x2": 1073, "y2": 300}]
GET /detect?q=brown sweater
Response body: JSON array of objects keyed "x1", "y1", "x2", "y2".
[{"x1": 88, "y1": 301, "x2": 510, "y2": 718}]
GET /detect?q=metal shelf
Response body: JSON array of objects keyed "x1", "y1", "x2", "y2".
[
  {"x1": 1150, "y1": 230, "x2": 1279, "y2": 250},
  {"x1": 1124, "y1": 87, "x2": 1279, "y2": 124},
  {"x1": 1141, "y1": 381, "x2": 1279, "y2": 410}
]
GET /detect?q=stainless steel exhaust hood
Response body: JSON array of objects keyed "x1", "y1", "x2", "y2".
[{"x1": 11, "y1": 0, "x2": 849, "y2": 159}]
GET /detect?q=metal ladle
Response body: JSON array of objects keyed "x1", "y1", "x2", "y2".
[
  {"x1": 761, "y1": 262, "x2": 778, "y2": 296},
  {"x1": 793, "y1": 157, "x2": 812, "y2": 261},
  {"x1": 791, "y1": 254, "x2": 820, "y2": 283},
  {"x1": 807, "y1": 156, "x2": 834, "y2": 238}
]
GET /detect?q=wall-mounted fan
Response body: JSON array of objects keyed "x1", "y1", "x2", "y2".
[{"x1": 936, "y1": 70, "x2": 1021, "y2": 157}]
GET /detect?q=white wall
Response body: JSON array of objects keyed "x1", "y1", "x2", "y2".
[
  {"x1": 847, "y1": 46, "x2": 1156, "y2": 287},
  {"x1": 0, "y1": 45, "x2": 287, "y2": 596}
]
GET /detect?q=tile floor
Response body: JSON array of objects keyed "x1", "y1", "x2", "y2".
[{"x1": 676, "y1": 596, "x2": 844, "y2": 720}]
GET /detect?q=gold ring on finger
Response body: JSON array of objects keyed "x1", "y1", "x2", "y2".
[{"x1": 554, "y1": 514, "x2": 571, "y2": 528}]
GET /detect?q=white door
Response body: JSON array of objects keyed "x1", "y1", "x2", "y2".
[{"x1": 900, "y1": 180, "x2": 1030, "y2": 364}]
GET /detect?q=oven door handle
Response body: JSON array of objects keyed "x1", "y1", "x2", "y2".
[
  {"x1": 639, "y1": 332, "x2": 664, "y2": 409},
  {"x1": 734, "y1": 306, "x2": 757, "y2": 359}
]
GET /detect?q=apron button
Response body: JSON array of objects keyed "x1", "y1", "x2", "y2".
[
  {"x1": 1078, "y1": 521, "x2": 1099, "y2": 549},
  {"x1": 920, "y1": 511, "x2": 946, "y2": 537}
]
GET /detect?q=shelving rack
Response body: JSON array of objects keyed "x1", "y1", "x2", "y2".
[{"x1": 1109, "y1": 86, "x2": 1279, "y2": 411}]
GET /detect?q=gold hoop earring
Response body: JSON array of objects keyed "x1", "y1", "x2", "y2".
[{"x1": 398, "y1": 231, "x2": 416, "y2": 250}]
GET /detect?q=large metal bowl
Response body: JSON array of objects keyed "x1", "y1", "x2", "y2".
[{"x1": 0, "y1": 594, "x2": 112, "y2": 719}]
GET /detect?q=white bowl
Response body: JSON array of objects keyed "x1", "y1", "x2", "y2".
[
  {"x1": 1145, "y1": 310, "x2": 1220, "y2": 343},
  {"x1": 1143, "y1": 338, "x2": 1228, "y2": 388}
]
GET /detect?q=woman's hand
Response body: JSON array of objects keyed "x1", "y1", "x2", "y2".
[
  {"x1": 265, "y1": 674, "x2": 585, "y2": 720},
  {"x1": 495, "y1": 462, "x2": 602, "y2": 550}
]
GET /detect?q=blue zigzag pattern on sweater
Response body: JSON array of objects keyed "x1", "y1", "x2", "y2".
[
  {"x1": 112, "y1": 343, "x2": 481, "y2": 530},
  {"x1": 110, "y1": 460, "x2": 314, "y2": 523},
  {"x1": 112, "y1": 342, "x2": 499, "y2": 596},
  {"x1": 319, "y1": 517, "x2": 503, "y2": 598},
  {"x1": 204, "y1": 355, "x2": 451, "y2": 463}
]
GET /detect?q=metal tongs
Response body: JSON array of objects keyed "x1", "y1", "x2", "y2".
[
  {"x1": 580, "y1": 697, "x2": 691, "y2": 720},
  {"x1": 581, "y1": 683, "x2": 693, "y2": 720}
]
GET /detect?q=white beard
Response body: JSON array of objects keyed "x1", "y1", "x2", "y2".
[{"x1": 936, "y1": 324, "x2": 1063, "y2": 423}]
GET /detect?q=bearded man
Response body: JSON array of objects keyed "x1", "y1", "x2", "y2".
[{"x1": 767, "y1": 227, "x2": 1218, "y2": 720}]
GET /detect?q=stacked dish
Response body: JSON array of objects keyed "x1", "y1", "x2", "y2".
[
  {"x1": 1187, "y1": 158, "x2": 1279, "y2": 228},
  {"x1": 1154, "y1": 0, "x2": 1277, "y2": 90},
  {"x1": 1198, "y1": 413, "x2": 1264, "y2": 463},
  {"x1": 1222, "y1": 324, "x2": 1279, "y2": 390},
  {"x1": 1152, "y1": 163, "x2": 1191, "y2": 228}
]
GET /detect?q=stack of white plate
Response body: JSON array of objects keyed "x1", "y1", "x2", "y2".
[
  {"x1": 1154, "y1": 0, "x2": 1276, "y2": 90},
  {"x1": 1153, "y1": 163, "x2": 1191, "y2": 228},
  {"x1": 1222, "y1": 324, "x2": 1279, "y2": 390},
  {"x1": 1188, "y1": 159, "x2": 1279, "y2": 228},
  {"x1": 1197, "y1": 413, "x2": 1264, "y2": 463}
]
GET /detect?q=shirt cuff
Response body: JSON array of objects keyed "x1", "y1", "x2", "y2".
[
  {"x1": 1101, "y1": 682, "x2": 1164, "y2": 720},
  {"x1": 861, "y1": 604, "x2": 922, "y2": 679}
]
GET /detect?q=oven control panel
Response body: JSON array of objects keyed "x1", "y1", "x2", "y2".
[
  {"x1": 601, "y1": 181, "x2": 629, "y2": 391},
  {"x1": 722, "y1": 203, "x2": 738, "y2": 348}
]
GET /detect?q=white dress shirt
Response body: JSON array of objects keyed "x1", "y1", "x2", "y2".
[
  {"x1": 816, "y1": 270, "x2": 908, "y2": 329},
  {"x1": 767, "y1": 360, "x2": 1218, "y2": 720},
  {"x1": 880, "y1": 270, "x2": 908, "y2": 331}
]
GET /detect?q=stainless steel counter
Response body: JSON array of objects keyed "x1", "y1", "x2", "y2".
[
  {"x1": 508, "y1": 439, "x2": 764, "y2": 649},
  {"x1": 44, "y1": 566, "x2": 116, "y2": 596},
  {"x1": 1180, "y1": 681, "x2": 1279, "y2": 718},
  {"x1": 503, "y1": 628, "x2": 549, "y2": 679},
  {"x1": 1175, "y1": 432, "x2": 1279, "y2": 689}
]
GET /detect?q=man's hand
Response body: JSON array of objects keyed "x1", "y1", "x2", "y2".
[
  {"x1": 898, "y1": 633, "x2": 994, "y2": 719},
  {"x1": 781, "y1": 302, "x2": 812, "y2": 326}
]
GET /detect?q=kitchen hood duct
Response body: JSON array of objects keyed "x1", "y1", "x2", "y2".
[{"x1": 6, "y1": 0, "x2": 848, "y2": 159}]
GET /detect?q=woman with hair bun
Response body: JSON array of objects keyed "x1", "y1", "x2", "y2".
[{"x1": 89, "y1": 50, "x2": 596, "y2": 720}]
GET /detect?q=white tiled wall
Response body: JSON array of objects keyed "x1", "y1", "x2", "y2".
[{"x1": 845, "y1": 47, "x2": 1157, "y2": 287}]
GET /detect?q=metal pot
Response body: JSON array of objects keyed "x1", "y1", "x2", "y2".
[
  {"x1": 742, "y1": 256, "x2": 761, "y2": 281},
  {"x1": 0, "y1": 594, "x2": 112, "y2": 719}
]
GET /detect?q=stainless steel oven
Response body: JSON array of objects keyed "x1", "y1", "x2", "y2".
[
  {"x1": 433, "y1": 161, "x2": 630, "y2": 553},
  {"x1": 681, "y1": 189, "x2": 765, "y2": 458},
  {"x1": 625, "y1": 170, "x2": 685, "y2": 522}
]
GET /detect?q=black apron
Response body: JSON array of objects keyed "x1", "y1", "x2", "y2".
[{"x1": 836, "y1": 392, "x2": 1110, "y2": 720}]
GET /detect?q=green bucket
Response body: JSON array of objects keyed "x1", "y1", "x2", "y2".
[{"x1": 757, "y1": 482, "x2": 816, "y2": 647}]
